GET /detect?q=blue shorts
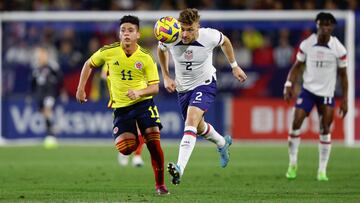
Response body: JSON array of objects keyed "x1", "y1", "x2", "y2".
[
  {"x1": 112, "y1": 99, "x2": 162, "y2": 139},
  {"x1": 177, "y1": 79, "x2": 217, "y2": 120},
  {"x1": 295, "y1": 87, "x2": 335, "y2": 114}
]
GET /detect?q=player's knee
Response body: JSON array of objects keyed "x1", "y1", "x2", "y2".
[
  {"x1": 115, "y1": 138, "x2": 138, "y2": 155},
  {"x1": 143, "y1": 131, "x2": 161, "y2": 143}
]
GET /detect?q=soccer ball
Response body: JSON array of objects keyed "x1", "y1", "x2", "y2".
[{"x1": 154, "y1": 16, "x2": 181, "y2": 43}]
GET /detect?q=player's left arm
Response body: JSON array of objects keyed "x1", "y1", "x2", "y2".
[
  {"x1": 127, "y1": 84, "x2": 159, "y2": 100},
  {"x1": 127, "y1": 57, "x2": 160, "y2": 100},
  {"x1": 337, "y1": 67, "x2": 348, "y2": 118},
  {"x1": 220, "y1": 35, "x2": 247, "y2": 83}
]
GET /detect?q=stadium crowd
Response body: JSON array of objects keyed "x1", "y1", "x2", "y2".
[
  {"x1": 0, "y1": 0, "x2": 359, "y2": 11},
  {"x1": 1, "y1": 0, "x2": 360, "y2": 99}
]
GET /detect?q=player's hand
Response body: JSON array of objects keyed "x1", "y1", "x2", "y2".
[
  {"x1": 164, "y1": 77, "x2": 176, "y2": 93},
  {"x1": 339, "y1": 99, "x2": 348, "y2": 118},
  {"x1": 76, "y1": 89, "x2": 87, "y2": 104},
  {"x1": 232, "y1": 66, "x2": 247, "y2": 83},
  {"x1": 283, "y1": 86, "x2": 293, "y2": 103},
  {"x1": 127, "y1": 89, "x2": 140, "y2": 100}
]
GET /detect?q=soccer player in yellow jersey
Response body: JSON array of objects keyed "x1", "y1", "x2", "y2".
[
  {"x1": 76, "y1": 15, "x2": 169, "y2": 195},
  {"x1": 101, "y1": 64, "x2": 145, "y2": 168}
]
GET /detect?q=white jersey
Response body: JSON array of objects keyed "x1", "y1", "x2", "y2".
[
  {"x1": 297, "y1": 34, "x2": 347, "y2": 97},
  {"x1": 158, "y1": 28, "x2": 224, "y2": 92}
]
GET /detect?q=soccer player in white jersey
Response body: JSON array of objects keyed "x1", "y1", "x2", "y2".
[
  {"x1": 283, "y1": 12, "x2": 348, "y2": 181},
  {"x1": 157, "y1": 8, "x2": 247, "y2": 185}
]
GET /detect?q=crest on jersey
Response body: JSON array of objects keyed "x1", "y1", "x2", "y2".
[
  {"x1": 184, "y1": 50, "x2": 193, "y2": 60},
  {"x1": 316, "y1": 51, "x2": 325, "y2": 60},
  {"x1": 135, "y1": 61, "x2": 143, "y2": 70}
]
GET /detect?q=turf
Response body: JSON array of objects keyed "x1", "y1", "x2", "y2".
[{"x1": 0, "y1": 142, "x2": 359, "y2": 202}]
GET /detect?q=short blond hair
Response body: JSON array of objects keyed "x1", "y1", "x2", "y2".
[{"x1": 178, "y1": 8, "x2": 200, "y2": 25}]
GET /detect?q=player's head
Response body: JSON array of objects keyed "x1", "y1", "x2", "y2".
[
  {"x1": 178, "y1": 8, "x2": 200, "y2": 44},
  {"x1": 119, "y1": 15, "x2": 140, "y2": 45},
  {"x1": 34, "y1": 46, "x2": 49, "y2": 67},
  {"x1": 315, "y1": 12, "x2": 337, "y2": 36}
]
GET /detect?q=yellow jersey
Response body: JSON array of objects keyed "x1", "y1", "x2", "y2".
[{"x1": 90, "y1": 42, "x2": 159, "y2": 108}]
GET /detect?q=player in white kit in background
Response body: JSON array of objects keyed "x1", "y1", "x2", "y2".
[
  {"x1": 157, "y1": 8, "x2": 247, "y2": 185},
  {"x1": 283, "y1": 12, "x2": 348, "y2": 181}
]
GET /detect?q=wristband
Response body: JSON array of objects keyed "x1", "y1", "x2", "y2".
[
  {"x1": 284, "y1": 81, "x2": 292, "y2": 87},
  {"x1": 230, "y1": 61, "x2": 238, "y2": 68}
]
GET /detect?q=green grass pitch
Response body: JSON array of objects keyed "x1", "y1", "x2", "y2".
[{"x1": 0, "y1": 142, "x2": 359, "y2": 202}]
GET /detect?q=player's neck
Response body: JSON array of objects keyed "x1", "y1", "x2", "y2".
[
  {"x1": 121, "y1": 43, "x2": 138, "y2": 56},
  {"x1": 317, "y1": 34, "x2": 330, "y2": 45}
]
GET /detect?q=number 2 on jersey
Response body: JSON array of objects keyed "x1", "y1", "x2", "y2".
[{"x1": 185, "y1": 62, "x2": 192, "y2": 70}]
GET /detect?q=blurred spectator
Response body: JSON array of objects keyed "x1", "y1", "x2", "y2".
[
  {"x1": 274, "y1": 29, "x2": 294, "y2": 68},
  {"x1": 241, "y1": 27, "x2": 264, "y2": 51},
  {"x1": 324, "y1": 0, "x2": 338, "y2": 10},
  {"x1": 110, "y1": 0, "x2": 135, "y2": 10},
  {"x1": 5, "y1": 40, "x2": 32, "y2": 65},
  {"x1": 58, "y1": 40, "x2": 83, "y2": 73},
  {"x1": 252, "y1": 36, "x2": 274, "y2": 68}
]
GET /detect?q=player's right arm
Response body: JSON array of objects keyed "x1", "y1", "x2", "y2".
[
  {"x1": 157, "y1": 43, "x2": 176, "y2": 93},
  {"x1": 76, "y1": 49, "x2": 105, "y2": 103},
  {"x1": 283, "y1": 60, "x2": 305, "y2": 103},
  {"x1": 76, "y1": 59, "x2": 93, "y2": 103}
]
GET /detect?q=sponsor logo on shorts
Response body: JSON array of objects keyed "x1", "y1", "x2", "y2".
[{"x1": 296, "y1": 98, "x2": 303, "y2": 105}]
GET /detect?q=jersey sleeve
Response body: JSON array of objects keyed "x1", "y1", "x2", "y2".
[
  {"x1": 296, "y1": 40, "x2": 307, "y2": 62},
  {"x1": 335, "y1": 39, "x2": 347, "y2": 68},
  {"x1": 206, "y1": 28, "x2": 224, "y2": 48},
  {"x1": 144, "y1": 56, "x2": 160, "y2": 85},
  {"x1": 89, "y1": 49, "x2": 106, "y2": 68}
]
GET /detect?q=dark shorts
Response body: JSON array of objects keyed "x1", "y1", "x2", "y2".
[
  {"x1": 177, "y1": 79, "x2": 217, "y2": 120},
  {"x1": 295, "y1": 87, "x2": 335, "y2": 114},
  {"x1": 112, "y1": 99, "x2": 162, "y2": 139}
]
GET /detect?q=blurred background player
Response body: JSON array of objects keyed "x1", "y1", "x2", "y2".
[
  {"x1": 101, "y1": 64, "x2": 145, "y2": 167},
  {"x1": 76, "y1": 15, "x2": 169, "y2": 194},
  {"x1": 283, "y1": 12, "x2": 348, "y2": 181},
  {"x1": 30, "y1": 46, "x2": 63, "y2": 149},
  {"x1": 157, "y1": 8, "x2": 247, "y2": 185}
]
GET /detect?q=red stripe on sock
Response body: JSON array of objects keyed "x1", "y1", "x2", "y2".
[
  {"x1": 184, "y1": 132, "x2": 196, "y2": 137},
  {"x1": 204, "y1": 123, "x2": 211, "y2": 135},
  {"x1": 320, "y1": 141, "x2": 331, "y2": 145}
]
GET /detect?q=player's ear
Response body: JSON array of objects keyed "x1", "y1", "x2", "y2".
[{"x1": 137, "y1": 31, "x2": 140, "y2": 39}]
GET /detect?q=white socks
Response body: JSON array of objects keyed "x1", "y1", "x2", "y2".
[
  {"x1": 288, "y1": 129, "x2": 301, "y2": 166},
  {"x1": 318, "y1": 134, "x2": 331, "y2": 173},
  {"x1": 199, "y1": 122, "x2": 226, "y2": 148},
  {"x1": 288, "y1": 128, "x2": 332, "y2": 175},
  {"x1": 177, "y1": 126, "x2": 197, "y2": 175}
]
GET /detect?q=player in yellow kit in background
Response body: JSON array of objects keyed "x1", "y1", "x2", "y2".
[{"x1": 76, "y1": 15, "x2": 169, "y2": 195}]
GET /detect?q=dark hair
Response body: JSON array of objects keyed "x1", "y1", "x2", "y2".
[
  {"x1": 178, "y1": 8, "x2": 200, "y2": 24},
  {"x1": 315, "y1": 12, "x2": 337, "y2": 24},
  {"x1": 119, "y1": 15, "x2": 140, "y2": 29}
]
